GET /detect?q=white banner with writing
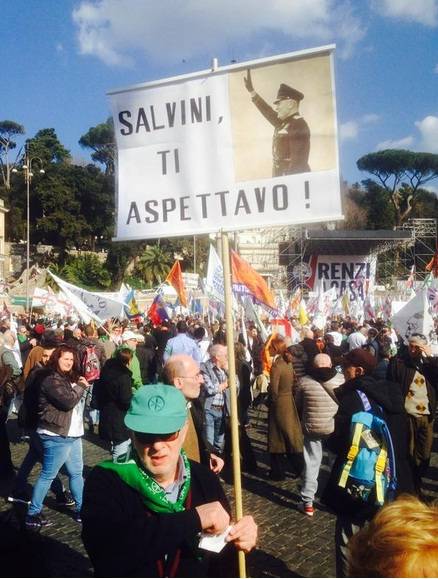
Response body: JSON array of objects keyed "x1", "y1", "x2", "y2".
[
  {"x1": 109, "y1": 46, "x2": 341, "y2": 240},
  {"x1": 295, "y1": 254, "x2": 377, "y2": 302}
]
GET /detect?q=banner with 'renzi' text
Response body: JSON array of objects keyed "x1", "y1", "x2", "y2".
[
  {"x1": 295, "y1": 254, "x2": 377, "y2": 302},
  {"x1": 109, "y1": 45, "x2": 342, "y2": 241}
]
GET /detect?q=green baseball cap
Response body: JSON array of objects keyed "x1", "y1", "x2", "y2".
[{"x1": 124, "y1": 383, "x2": 188, "y2": 434}]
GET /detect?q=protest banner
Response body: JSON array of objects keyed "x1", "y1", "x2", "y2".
[
  {"x1": 293, "y1": 254, "x2": 376, "y2": 302},
  {"x1": 391, "y1": 290, "x2": 435, "y2": 344},
  {"x1": 48, "y1": 271, "x2": 126, "y2": 320},
  {"x1": 109, "y1": 45, "x2": 341, "y2": 241}
]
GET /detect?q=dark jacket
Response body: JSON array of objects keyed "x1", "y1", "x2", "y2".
[
  {"x1": 37, "y1": 371, "x2": 87, "y2": 436},
  {"x1": 236, "y1": 359, "x2": 252, "y2": 423},
  {"x1": 97, "y1": 358, "x2": 133, "y2": 444},
  {"x1": 387, "y1": 352, "x2": 438, "y2": 421},
  {"x1": 190, "y1": 398, "x2": 215, "y2": 466},
  {"x1": 251, "y1": 93, "x2": 310, "y2": 176},
  {"x1": 238, "y1": 333, "x2": 263, "y2": 376},
  {"x1": 323, "y1": 375, "x2": 415, "y2": 519},
  {"x1": 135, "y1": 344, "x2": 157, "y2": 385},
  {"x1": 81, "y1": 460, "x2": 236, "y2": 577},
  {"x1": 19, "y1": 364, "x2": 52, "y2": 430},
  {"x1": 299, "y1": 338, "x2": 319, "y2": 363}
]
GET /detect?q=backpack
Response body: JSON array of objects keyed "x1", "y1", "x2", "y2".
[
  {"x1": 80, "y1": 344, "x2": 101, "y2": 383},
  {"x1": 337, "y1": 390, "x2": 397, "y2": 507}
]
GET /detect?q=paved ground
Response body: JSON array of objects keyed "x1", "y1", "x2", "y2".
[{"x1": 1, "y1": 407, "x2": 437, "y2": 578}]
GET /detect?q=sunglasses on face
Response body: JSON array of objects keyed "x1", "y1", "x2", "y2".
[{"x1": 134, "y1": 431, "x2": 180, "y2": 445}]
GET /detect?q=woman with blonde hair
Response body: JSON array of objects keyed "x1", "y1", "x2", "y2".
[
  {"x1": 348, "y1": 495, "x2": 438, "y2": 577},
  {"x1": 267, "y1": 334, "x2": 303, "y2": 480}
]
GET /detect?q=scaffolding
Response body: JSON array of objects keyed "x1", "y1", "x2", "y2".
[
  {"x1": 235, "y1": 219, "x2": 436, "y2": 291},
  {"x1": 280, "y1": 227, "x2": 415, "y2": 290},
  {"x1": 398, "y1": 218, "x2": 437, "y2": 282}
]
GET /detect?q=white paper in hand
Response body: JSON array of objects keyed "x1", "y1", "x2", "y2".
[{"x1": 198, "y1": 525, "x2": 232, "y2": 553}]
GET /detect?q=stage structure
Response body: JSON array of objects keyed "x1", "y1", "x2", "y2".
[
  {"x1": 398, "y1": 218, "x2": 437, "y2": 282},
  {"x1": 279, "y1": 228, "x2": 414, "y2": 291}
]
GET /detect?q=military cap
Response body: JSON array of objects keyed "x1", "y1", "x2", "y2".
[
  {"x1": 124, "y1": 383, "x2": 188, "y2": 434},
  {"x1": 274, "y1": 83, "x2": 304, "y2": 103}
]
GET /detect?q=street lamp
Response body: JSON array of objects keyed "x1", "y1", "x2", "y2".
[{"x1": 12, "y1": 145, "x2": 45, "y2": 314}]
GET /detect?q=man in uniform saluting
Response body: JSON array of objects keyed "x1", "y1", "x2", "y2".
[{"x1": 244, "y1": 69, "x2": 311, "y2": 176}]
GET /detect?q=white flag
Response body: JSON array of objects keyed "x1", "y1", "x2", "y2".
[
  {"x1": 205, "y1": 245, "x2": 225, "y2": 303},
  {"x1": 391, "y1": 289, "x2": 435, "y2": 344},
  {"x1": 48, "y1": 271, "x2": 126, "y2": 320}
]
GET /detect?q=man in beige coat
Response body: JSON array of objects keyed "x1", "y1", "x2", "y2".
[{"x1": 295, "y1": 354, "x2": 343, "y2": 516}]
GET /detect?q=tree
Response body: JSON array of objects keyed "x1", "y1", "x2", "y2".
[
  {"x1": 135, "y1": 244, "x2": 173, "y2": 287},
  {"x1": 357, "y1": 149, "x2": 438, "y2": 224},
  {"x1": 161, "y1": 235, "x2": 210, "y2": 274},
  {"x1": 26, "y1": 128, "x2": 71, "y2": 165},
  {"x1": 341, "y1": 183, "x2": 368, "y2": 229},
  {"x1": 63, "y1": 164, "x2": 115, "y2": 249},
  {"x1": 349, "y1": 180, "x2": 396, "y2": 229},
  {"x1": 106, "y1": 241, "x2": 147, "y2": 286},
  {"x1": 0, "y1": 120, "x2": 25, "y2": 191},
  {"x1": 32, "y1": 165, "x2": 89, "y2": 260},
  {"x1": 61, "y1": 253, "x2": 112, "y2": 290},
  {"x1": 79, "y1": 117, "x2": 115, "y2": 175}
]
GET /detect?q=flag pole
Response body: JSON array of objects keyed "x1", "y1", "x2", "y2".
[{"x1": 220, "y1": 230, "x2": 246, "y2": 578}]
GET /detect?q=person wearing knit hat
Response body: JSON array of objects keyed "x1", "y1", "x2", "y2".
[
  {"x1": 244, "y1": 68, "x2": 311, "y2": 176},
  {"x1": 81, "y1": 384, "x2": 257, "y2": 577}
]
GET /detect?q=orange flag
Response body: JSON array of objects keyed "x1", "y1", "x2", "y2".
[
  {"x1": 426, "y1": 251, "x2": 438, "y2": 277},
  {"x1": 165, "y1": 260, "x2": 188, "y2": 307},
  {"x1": 231, "y1": 250, "x2": 276, "y2": 313}
]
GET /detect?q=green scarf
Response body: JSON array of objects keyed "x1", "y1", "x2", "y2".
[{"x1": 99, "y1": 449, "x2": 191, "y2": 513}]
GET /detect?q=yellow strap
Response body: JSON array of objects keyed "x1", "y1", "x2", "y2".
[
  {"x1": 376, "y1": 474, "x2": 384, "y2": 504},
  {"x1": 339, "y1": 423, "x2": 363, "y2": 488},
  {"x1": 352, "y1": 422, "x2": 363, "y2": 448},
  {"x1": 375, "y1": 449, "x2": 387, "y2": 474},
  {"x1": 375, "y1": 448, "x2": 387, "y2": 504}
]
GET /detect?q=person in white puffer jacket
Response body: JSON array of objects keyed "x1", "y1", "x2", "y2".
[{"x1": 294, "y1": 353, "x2": 344, "y2": 516}]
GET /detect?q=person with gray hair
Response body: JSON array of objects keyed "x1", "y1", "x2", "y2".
[
  {"x1": 295, "y1": 353, "x2": 344, "y2": 516},
  {"x1": 200, "y1": 344, "x2": 230, "y2": 454},
  {"x1": 162, "y1": 354, "x2": 224, "y2": 474},
  {"x1": 1, "y1": 330, "x2": 22, "y2": 378}
]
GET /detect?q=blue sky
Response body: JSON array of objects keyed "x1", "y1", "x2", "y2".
[{"x1": 3, "y1": 0, "x2": 438, "y2": 188}]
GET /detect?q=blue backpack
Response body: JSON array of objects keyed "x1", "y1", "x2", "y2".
[{"x1": 337, "y1": 390, "x2": 397, "y2": 506}]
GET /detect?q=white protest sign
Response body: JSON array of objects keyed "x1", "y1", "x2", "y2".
[
  {"x1": 298, "y1": 254, "x2": 376, "y2": 303},
  {"x1": 109, "y1": 45, "x2": 342, "y2": 241},
  {"x1": 391, "y1": 290, "x2": 435, "y2": 344}
]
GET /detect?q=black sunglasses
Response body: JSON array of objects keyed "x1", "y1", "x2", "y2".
[{"x1": 134, "y1": 431, "x2": 180, "y2": 445}]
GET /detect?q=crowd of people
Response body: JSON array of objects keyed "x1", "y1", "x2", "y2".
[{"x1": 0, "y1": 310, "x2": 437, "y2": 577}]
